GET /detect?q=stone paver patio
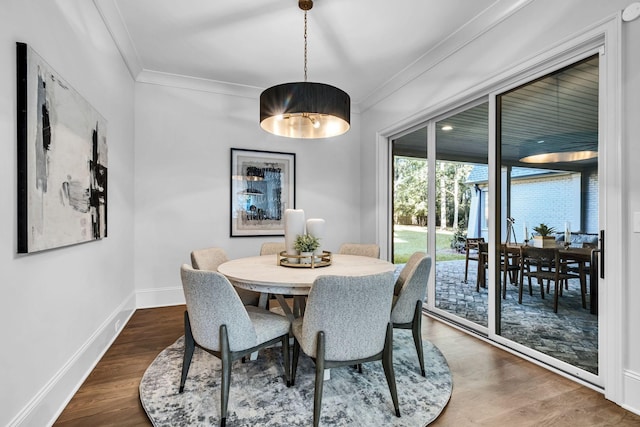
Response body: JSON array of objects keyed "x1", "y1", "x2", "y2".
[{"x1": 419, "y1": 259, "x2": 598, "y2": 375}]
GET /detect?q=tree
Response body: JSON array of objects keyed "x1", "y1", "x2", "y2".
[
  {"x1": 393, "y1": 156, "x2": 473, "y2": 231},
  {"x1": 393, "y1": 156, "x2": 427, "y2": 225}
]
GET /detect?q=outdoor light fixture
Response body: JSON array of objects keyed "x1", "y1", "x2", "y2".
[
  {"x1": 519, "y1": 150, "x2": 598, "y2": 164},
  {"x1": 259, "y1": 0, "x2": 350, "y2": 139},
  {"x1": 518, "y1": 130, "x2": 598, "y2": 164}
]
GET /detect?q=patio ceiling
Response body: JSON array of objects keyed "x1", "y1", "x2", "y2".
[{"x1": 393, "y1": 55, "x2": 599, "y2": 173}]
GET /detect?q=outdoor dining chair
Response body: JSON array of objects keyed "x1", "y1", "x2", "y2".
[
  {"x1": 518, "y1": 246, "x2": 582, "y2": 313},
  {"x1": 464, "y1": 237, "x2": 484, "y2": 283}
]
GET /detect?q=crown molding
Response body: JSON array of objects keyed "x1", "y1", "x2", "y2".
[
  {"x1": 357, "y1": 0, "x2": 535, "y2": 112},
  {"x1": 136, "y1": 69, "x2": 263, "y2": 98},
  {"x1": 93, "y1": 0, "x2": 143, "y2": 79}
]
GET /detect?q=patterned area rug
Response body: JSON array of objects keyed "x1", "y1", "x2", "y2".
[{"x1": 140, "y1": 330, "x2": 452, "y2": 426}]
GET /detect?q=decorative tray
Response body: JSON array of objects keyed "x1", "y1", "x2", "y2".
[{"x1": 278, "y1": 251, "x2": 332, "y2": 268}]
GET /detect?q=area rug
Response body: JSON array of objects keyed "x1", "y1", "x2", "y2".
[{"x1": 140, "y1": 330, "x2": 452, "y2": 426}]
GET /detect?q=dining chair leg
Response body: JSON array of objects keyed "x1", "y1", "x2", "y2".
[
  {"x1": 502, "y1": 266, "x2": 508, "y2": 299},
  {"x1": 518, "y1": 271, "x2": 524, "y2": 304},
  {"x1": 313, "y1": 331, "x2": 326, "y2": 427},
  {"x1": 383, "y1": 323, "x2": 401, "y2": 417},
  {"x1": 220, "y1": 325, "x2": 231, "y2": 427},
  {"x1": 580, "y1": 264, "x2": 587, "y2": 309},
  {"x1": 282, "y1": 335, "x2": 291, "y2": 387},
  {"x1": 179, "y1": 311, "x2": 195, "y2": 393},
  {"x1": 464, "y1": 255, "x2": 470, "y2": 283},
  {"x1": 538, "y1": 278, "x2": 545, "y2": 299},
  {"x1": 291, "y1": 338, "x2": 300, "y2": 386},
  {"x1": 411, "y1": 301, "x2": 425, "y2": 376}
]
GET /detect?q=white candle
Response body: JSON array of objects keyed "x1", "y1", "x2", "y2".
[
  {"x1": 564, "y1": 221, "x2": 571, "y2": 245},
  {"x1": 306, "y1": 218, "x2": 325, "y2": 259},
  {"x1": 284, "y1": 209, "x2": 305, "y2": 263}
]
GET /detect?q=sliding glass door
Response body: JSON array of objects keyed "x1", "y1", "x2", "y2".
[
  {"x1": 392, "y1": 127, "x2": 428, "y2": 264},
  {"x1": 392, "y1": 102, "x2": 489, "y2": 331},
  {"x1": 390, "y1": 54, "x2": 601, "y2": 384},
  {"x1": 433, "y1": 103, "x2": 489, "y2": 329},
  {"x1": 496, "y1": 55, "x2": 599, "y2": 378}
]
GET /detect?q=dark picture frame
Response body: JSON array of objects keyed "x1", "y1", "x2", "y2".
[
  {"x1": 230, "y1": 148, "x2": 295, "y2": 237},
  {"x1": 16, "y1": 42, "x2": 108, "y2": 253}
]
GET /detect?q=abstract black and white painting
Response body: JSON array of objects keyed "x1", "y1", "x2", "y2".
[
  {"x1": 230, "y1": 149, "x2": 295, "y2": 237},
  {"x1": 17, "y1": 42, "x2": 108, "y2": 253}
]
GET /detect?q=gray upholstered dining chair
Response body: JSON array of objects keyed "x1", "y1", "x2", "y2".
[
  {"x1": 337, "y1": 243, "x2": 380, "y2": 258},
  {"x1": 260, "y1": 241, "x2": 286, "y2": 256},
  {"x1": 179, "y1": 264, "x2": 291, "y2": 427},
  {"x1": 391, "y1": 252, "x2": 431, "y2": 376},
  {"x1": 190, "y1": 247, "x2": 260, "y2": 306},
  {"x1": 291, "y1": 271, "x2": 400, "y2": 427}
]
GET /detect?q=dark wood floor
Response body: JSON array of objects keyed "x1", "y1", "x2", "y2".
[{"x1": 54, "y1": 305, "x2": 640, "y2": 426}]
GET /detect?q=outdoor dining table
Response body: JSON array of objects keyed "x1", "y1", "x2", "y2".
[
  {"x1": 477, "y1": 243, "x2": 598, "y2": 314},
  {"x1": 558, "y1": 246, "x2": 598, "y2": 315},
  {"x1": 218, "y1": 253, "x2": 396, "y2": 322}
]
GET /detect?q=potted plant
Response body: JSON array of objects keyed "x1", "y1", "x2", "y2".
[
  {"x1": 294, "y1": 233, "x2": 320, "y2": 263},
  {"x1": 532, "y1": 223, "x2": 557, "y2": 248}
]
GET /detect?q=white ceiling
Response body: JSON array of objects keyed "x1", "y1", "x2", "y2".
[{"x1": 94, "y1": 0, "x2": 533, "y2": 109}]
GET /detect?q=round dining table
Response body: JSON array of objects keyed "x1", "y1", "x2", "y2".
[{"x1": 218, "y1": 253, "x2": 395, "y2": 321}]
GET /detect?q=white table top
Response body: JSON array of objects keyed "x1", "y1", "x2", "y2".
[{"x1": 218, "y1": 254, "x2": 395, "y2": 296}]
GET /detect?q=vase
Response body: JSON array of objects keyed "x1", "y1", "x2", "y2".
[
  {"x1": 306, "y1": 218, "x2": 325, "y2": 261},
  {"x1": 532, "y1": 236, "x2": 556, "y2": 248},
  {"x1": 284, "y1": 209, "x2": 305, "y2": 263},
  {"x1": 300, "y1": 251, "x2": 313, "y2": 264}
]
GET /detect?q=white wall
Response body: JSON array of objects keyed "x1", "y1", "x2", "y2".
[
  {"x1": 133, "y1": 81, "x2": 362, "y2": 307},
  {"x1": 0, "y1": 1, "x2": 135, "y2": 426},
  {"x1": 360, "y1": 0, "x2": 640, "y2": 413}
]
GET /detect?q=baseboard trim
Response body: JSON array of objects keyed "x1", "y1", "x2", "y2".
[
  {"x1": 8, "y1": 293, "x2": 136, "y2": 427},
  {"x1": 136, "y1": 286, "x2": 185, "y2": 308},
  {"x1": 622, "y1": 370, "x2": 640, "y2": 416}
]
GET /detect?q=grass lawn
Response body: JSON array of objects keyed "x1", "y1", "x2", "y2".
[{"x1": 393, "y1": 225, "x2": 465, "y2": 263}]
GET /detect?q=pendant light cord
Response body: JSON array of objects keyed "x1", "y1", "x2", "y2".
[{"x1": 303, "y1": 10, "x2": 308, "y2": 82}]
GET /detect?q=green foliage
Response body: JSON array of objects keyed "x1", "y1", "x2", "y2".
[
  {"x1": 532, "y1": 223, "x2": 556, "y2": 237},
  {"x1": 392, "y1": 226, "x2": 465, "y2": 263},
  {"x1": 450, "y1": 228, "x2": 466, "y2": 252},
  {"x1": 294, "y1": 233, "x2": 320, "y2": 252},
  {"x1": 393, "y1": 157, "x2": 428, "y2": 225},
  {"x1": 393, "y1": 155, "x2": 474, "y2": 230}
]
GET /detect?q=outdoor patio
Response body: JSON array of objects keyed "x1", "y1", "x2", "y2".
[{"x1": 426, "y1": 259, "x2": 598, "y2": 375}]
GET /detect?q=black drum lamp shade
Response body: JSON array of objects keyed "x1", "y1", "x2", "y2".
[{"x1": 260, "y1": 82, "x2": 350, "y2": 139}]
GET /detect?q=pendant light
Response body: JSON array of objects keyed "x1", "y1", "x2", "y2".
[{"x1": 259, "y1": 0, "x2": 350, "y2": 139}]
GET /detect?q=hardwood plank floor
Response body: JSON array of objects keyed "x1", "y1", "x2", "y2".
[{"x1": 54, "y1": 305, "x2": 640, "y2": 426}]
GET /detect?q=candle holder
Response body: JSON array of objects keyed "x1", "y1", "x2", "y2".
[{"x1": 278, "y1": 251, "x2": 332, "y2": 268}]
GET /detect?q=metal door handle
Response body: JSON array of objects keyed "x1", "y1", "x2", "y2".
[{"x1": 599, "y1": 229, "x2": 604, "y2": 279}]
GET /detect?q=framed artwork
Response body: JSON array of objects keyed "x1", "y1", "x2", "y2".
[
  {"x1": 230, "y1": 148, "x2": 295, "y2": 237},
  {"x1": 16, "y1": 42, "x2": 108, "y2": 253}
]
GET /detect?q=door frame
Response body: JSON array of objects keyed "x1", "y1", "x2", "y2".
[{"x1": 376, "y1": 15, "x2": 622, "y2": 399}]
